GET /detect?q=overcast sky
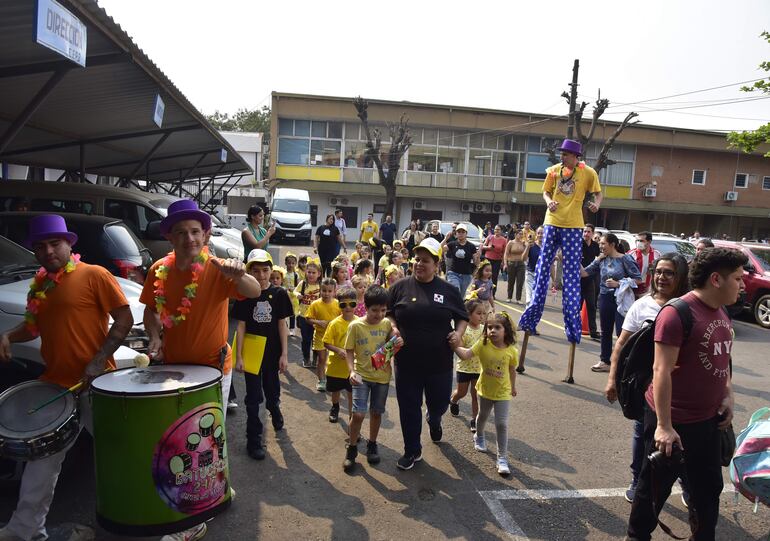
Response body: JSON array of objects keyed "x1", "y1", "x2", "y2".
[{"x1": 97, "y1": 0, "x2": 770, "y2": 133}]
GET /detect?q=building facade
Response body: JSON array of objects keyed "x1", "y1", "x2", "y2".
[{"x1": 270, "y1": 92, "x2": 770, "y2": 240}]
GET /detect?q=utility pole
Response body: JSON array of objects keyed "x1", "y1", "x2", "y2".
[{"x1": 566, "y1": 59, "x2": 579, "y2": 139}]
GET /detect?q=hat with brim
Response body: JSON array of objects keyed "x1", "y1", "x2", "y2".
[
  {"x1": 455, "y1": 224, "x2": 468, "y2": 232},
  {"x1": 414, "y1": 237, "x2": 442, "y2": 259},
  {"x1": 557, "y1": 138, "x2": 583, "y2": 156},
  {"x1": 160, "y1": 199, "x2": 211, "y2": 235},
  {"x1": 26, "y1": 214, "x2": 78, "y2": 248},
  {"x1": 246, "y1": 248, "x2": 273, "y2": 270}
]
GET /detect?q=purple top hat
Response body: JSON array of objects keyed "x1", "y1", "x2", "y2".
[
  {"x1": 26, "y1": 214, "x2": 78, "y2": 247},
  {"x1": 557, "y1": 138, "x2": 583, "y2": 156},
  {"x1": 160, "y1": 199, "x2": 211, "y2": 235}
]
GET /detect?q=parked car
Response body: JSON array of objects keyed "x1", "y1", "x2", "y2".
[
  {"x1": 713, "y1": 240, "x2": 770, "y2": 329},
  {"x1": 422, "y1": 220, "x2": 484, "y2": 247},
  {"x1": 614, "y1": 232, "x2": 696, "y2": 261},
  {"x1": 0, "y1": 212, "x2": 152, "y2": 285}
]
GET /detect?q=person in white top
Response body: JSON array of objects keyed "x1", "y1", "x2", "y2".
[
  {"x1": 604, "y1": 253, "x2": 690, "y2": 504},
  {"x1": 334, "y1": 209, "x2": 348, "y2": 254}
]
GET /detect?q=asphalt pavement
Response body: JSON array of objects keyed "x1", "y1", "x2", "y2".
[{"x1": 1, "y1": 246, "x2": 768, "y2": 540}]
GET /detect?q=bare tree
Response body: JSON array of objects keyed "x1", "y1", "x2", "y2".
[{"x1": 353, "y1": 97, "x2": 412, "y2": 219}]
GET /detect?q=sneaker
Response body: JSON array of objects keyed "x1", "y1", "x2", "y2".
[
  {"x1": 396, "y1": 451, "x2": 423, "y2": 470},
  {"x1": 591, "y1": 361, "x2": 610, "y2": 372},
  {"x1": 316, "y1": 379, "x2": 326, "y2": 392},
  {"x1": 625, "y1": 481, "x2": 637, "y2": 503},
  {"x1": 247, "y1": 444, "x2": 265, "y2": 460},
  {"x1": 531, "y1": 329, "x2": 540, "y2": 336},
  {"x1": 470, "y1": 419, "x2": 477, "y2": 433},
  {"x1": 227, "y1": 400, "x2": 238, "y2": 410},
  {"x1": 496, "y1": 456, "x2": 510, "y2": 475},
  {"x1": 474, "y1": 434, "x2": 487, "y2": 452},
  {"x1": 328, "y1": 404, "x2": 340, "y2": 423},
  {"x1": 429, "y1": 423, "x2": 443, "y2": 443},
  {"x1": 161, "y1": 522, "x2": 207, "y2": 541},
  {"x1": 449, "y1": 402, "x2": 460, "y2": 416},
  {"x1": 515, "y1": 366, "x2": 525, "y2": 374},
  {"x1": 271, "y1": 410, "x2": 284, "y2": 431},
  {"x1": 343, "y1": 444, "x2": 358, "y2": 472},
  {"x1": 366, "y1": 441, "x2": 380, "y2": 464},
  {"x1": 590, "y1": 332, "x2": 601, "y2": 341},
  {"x1": 506, "y1": 298, "x2": 512, "y2": 302},
  {"x1": 681, "y1": 491, "x2": 691, "y2": 509},
  {"x1": 302, "y1": 358, "x2": 312, "y2": 368},
  {"x1": 229, "y1": 487, "x2": 236, "y2": 501}
]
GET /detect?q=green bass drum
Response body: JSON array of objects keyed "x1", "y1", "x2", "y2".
[{"x1": 90, "y1": 365, "x2": 230, "y2": 536}]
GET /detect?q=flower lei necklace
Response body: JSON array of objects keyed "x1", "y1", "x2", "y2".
[
  {"x1": 154, "y1": 247, "x2": 209, "y2": 328},
  {"x1": 24, "y1": 254, "x2": 81, "y2": 337}
]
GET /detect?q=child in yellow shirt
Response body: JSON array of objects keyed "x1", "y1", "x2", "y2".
[
  {"x1": 305, "y1": 278, "x2": 340, "y2": 391},
  {"x1": 449, "y1": 299, "x2": 486, "y2": 432},
  {"x1": 452, "y1": 311, "x2": 518, "y2": 476},
  {"x1": 322, "y1": 287, "x2": 357, "y2": 424},
  {"x1": 295, "y1": 260, "x2": 321, "y2": 367}
]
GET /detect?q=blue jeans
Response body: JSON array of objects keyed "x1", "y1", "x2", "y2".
[
  {"x1": 395, "y1": 367, "x2": 453, "y2": 456},
  {"x1": 598, "y1": 292, "x2": 624, "y2": 363},
  {"x1": 446, "y1": 271, "x2": 472, "y2": 298},
  {"x1": 631, "y1": 419, "x2": 644, "y2": 482}
]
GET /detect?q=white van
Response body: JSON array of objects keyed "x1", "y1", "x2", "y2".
[{"x1": 269, "y1": 188, "x2": 312, "y2": 245}]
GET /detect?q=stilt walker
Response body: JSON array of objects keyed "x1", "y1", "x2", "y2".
[{"x1": 518, "y1": 139, "x2": 602, "y2": 383}]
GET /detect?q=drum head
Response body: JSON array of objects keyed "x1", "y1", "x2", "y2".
[
  {"x1": 0, "y1": 381, "x2": 77, "y2": 438},
  {"x1": 91, "y1": 365, "x2": 221, "y2": 396}
]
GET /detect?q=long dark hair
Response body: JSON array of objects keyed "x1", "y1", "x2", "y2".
[
  {"x1": 603, "y1": 233, "x2": 626, "y2": 254},
  {"x1": 649, "y1": 253, "x2": 690, "y2": 299},
  {"x1": 247, "y1": 205, "x2": 264, "y2": 220}
]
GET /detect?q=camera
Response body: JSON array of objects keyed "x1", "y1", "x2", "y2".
[{"x1": 648, "y1": 444, "x2": 684, "y2": 468}]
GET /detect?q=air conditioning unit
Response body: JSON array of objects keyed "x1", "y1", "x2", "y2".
[
  {"x1": 413, "y1": 200, "x2": 427, "y2": 210},
  {"x1": 492, "y1": 203, "x2": 505, "y2": 213},
  {"x1": 460, "y1": 202, "x2": 472, "y2": 212},
  {"x1": 643, "y1": 187, "x2": 657, "y2": 198},
  {"x1": 474, "y1": 203, "x2": 489, "y2": 212},
  {"x1": 724, "y1": 191, "x2": 739, "y2": 202},
  {"x1": 328, "y1": 197, "x2": 349, "y2": 206}
]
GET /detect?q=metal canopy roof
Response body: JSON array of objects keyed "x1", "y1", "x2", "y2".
[{"x1": 0, "y1": 0, "x2": 252, "y2": 184}]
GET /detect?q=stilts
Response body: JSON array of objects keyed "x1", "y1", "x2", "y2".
[{"x1": 562, "y1": 342, "x2": 576, "y2": 384}]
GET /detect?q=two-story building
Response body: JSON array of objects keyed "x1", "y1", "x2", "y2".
[{"x1": 270, "y1": 92, "x2": 770, "y2": 240}]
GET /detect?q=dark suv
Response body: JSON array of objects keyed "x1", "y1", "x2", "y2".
[{"x1": 0, "y1": 212, "x2": 152, "y2": 284}]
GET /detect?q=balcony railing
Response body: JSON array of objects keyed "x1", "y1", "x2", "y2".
[{"x1": 338, "y1": 167, "x2": 522, "y2": 192}]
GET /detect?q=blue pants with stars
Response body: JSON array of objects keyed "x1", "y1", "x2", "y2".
[{"x1": 518, "y1": 225, "x2": 583, "y2": 344}]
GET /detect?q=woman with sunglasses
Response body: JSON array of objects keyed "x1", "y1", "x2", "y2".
[{"x1": 604, "y1": 253, "x2": 690, "y2": 504}]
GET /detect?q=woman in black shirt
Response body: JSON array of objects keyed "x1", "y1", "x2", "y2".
[{"x1": 314, "y1": 214, "x2": 345, "y2": 276}]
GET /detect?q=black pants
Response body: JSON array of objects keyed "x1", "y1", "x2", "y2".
[
  {"x1": 580, "y1": 276, "x2": 598, "y2": 335},
  {"x1": 395, "y1": 365, "x2": 452, "y2": 456},
  {"x1": 244, "y1": 361, "x2": 282, "y2": 448},
  {"x1": 489, "y1": 259, "x2": 502, "y2": 298},
  {"x1": 321, "y1": 259, "x2": 333, "y2": 277},
  {"x1": 626, "y1": 405, "x2": 723, "y2": 541}
]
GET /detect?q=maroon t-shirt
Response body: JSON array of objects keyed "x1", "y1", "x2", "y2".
[{"x1": 645, "y1": 292, "x2": 731, "y2": 424}]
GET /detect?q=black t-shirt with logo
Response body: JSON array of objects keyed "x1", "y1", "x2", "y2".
[
  {"x1": 232, "y1": 285, "x2": 293, "y2": 365},
  {"x1": 387, "y1": 276, "x2": 468, "y2": 373},
  {"x1": 444, "y1": 240, "x2": 477, "y2": 275},
  {"x1": 315, "y1": 224, "x2": 340, "y2": 260}
]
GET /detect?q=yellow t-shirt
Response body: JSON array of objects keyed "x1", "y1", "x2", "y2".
[
  {"x1": 378, "y1": 255, "x2": 389, "y2": 270},
  {"x1": 350, "y1": 252, "x2": 361, "y2": 265},
  {"x1": 456, "y1": 324, "x2": 483, "y2": 374},
  {"x1": 306, "y1": 299, "x2": 341, "y2": 351},
  {"x1": 472, "y1": 340, "x2": 518, "y2": 401},
  {"x1": 294, "y1": 281, "x2": 320, "y2": 317},
  {"x1": 542, "y1": 163, "x2": 600, "y2": 228},
  {"x1": 360, "y1": 220, "x2": 379, "y2": 243},
  {"x1": 323, "y1": 315, "x2": 354, "y2": 379},
  {"x1": 344, "y1": 318, "x2": 392, "y2": 384}
]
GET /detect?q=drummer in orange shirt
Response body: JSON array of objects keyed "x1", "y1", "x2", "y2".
[
  {"x1": 0, "y1": 214, "x2": 133, "y2": 541},
  {"x1": 139, "y1": 199, "x2": 260, "y2": 541}
]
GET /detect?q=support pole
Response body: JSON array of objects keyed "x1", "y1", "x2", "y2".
[
  {"x1": 519, "y1": 332, "x2": 530, "y2": 370},
  {"x1": 566, "y1": 59, "x2": 579, "y2": 140},
  {"x1": 563, "y1": 342, "x2": 576, "y2": 384}
]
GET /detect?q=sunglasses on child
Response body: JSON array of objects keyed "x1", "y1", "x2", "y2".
[{"x1": 338, "y1": 301, "x2": 357, "y2": 308}]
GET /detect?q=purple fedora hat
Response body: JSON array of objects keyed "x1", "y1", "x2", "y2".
[
  {"x1": 557, "y1": 138, "x2": 583, "y2": 156},
  {"x1": 160, "y1": 199, "x2": 211, "y2": 235},
  {"x1": 26, "y1": 214, "x2": 78, "y2": 247}
]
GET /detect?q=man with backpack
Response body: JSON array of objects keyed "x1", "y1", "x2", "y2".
[{"x1": 626, "y1": 248, "x2": 746, "y2": 541}]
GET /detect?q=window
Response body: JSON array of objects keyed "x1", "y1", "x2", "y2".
[
  {"x1": 437, "y1": 147, "x2": 465, "y2": 174},
  {"x1": 278, "y1": 118, "x2": 293, "y2": 136},
  {"x1": 278, "y1": 138, "x2": 309, "y2": 165},
  {"x1": 409, "y1": 146, "x2": 438, "y2": 172},
  {"x1": 469, "y1": 152, "x2": 492, "y2": 175},
  {"x1": 344, "y1": 122, "x2": 359, "y2": 141},
  {"x1": 106, "y1": 200, "x2": 162, "y2": 237},
  {"x1": 600, "y1": 162, "x2": 633, "y2": 186},
  {"x1": 525, "y1": 154, "x2": 552, "y2": 180},
  {"x1": 735, "y1": 173, "x2": 748, "y2": 189},
  {"x1": 294, "y1": 120, "x2": 310, "y2": 136},
  {"x1": 493, "y1": 151, "x2": 519, "y2": 178},
  {"x1": 311, "y1": 121, "x2": 327, "y2": 138},
  {"x1": 692, "y1": 169, "x2": 706, "y2": 185},
  {"x1": 31, "y1": 199, "x2": 94, "y2": 214},
  {"x1": 327, "y1": 122, "x2": 342, "y2": 139},
  {"x1": 310, "y1": 140, "x2": 341, "y2": 166},
  {"x1": 763, "y1": 176, "x2": 770, "y2": 190},
  {"x1": 373, "y1": 203, "x2": 386, "y2": 214}
]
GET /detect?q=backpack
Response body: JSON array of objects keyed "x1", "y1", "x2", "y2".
[
  {"x1": 615, "y1": 298, "x2": 693, "y2": 421},
  {"x1": 730, "y1": 406, "x2": 770, "y2": 511}
]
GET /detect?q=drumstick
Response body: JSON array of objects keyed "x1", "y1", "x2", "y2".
[{"x1": 27, "y1": 381, "x2": 84, "y2": 415}]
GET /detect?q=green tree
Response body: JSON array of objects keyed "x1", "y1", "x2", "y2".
[
  {"x1": 728, "y1": 31, "x2": 770, "y2": 156},
  {"x1": 206, "y1": 106, "x2": 271, "y2": 136}
]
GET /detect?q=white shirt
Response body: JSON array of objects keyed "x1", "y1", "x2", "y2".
[
  {"x1": 334, "y1": 217, "x2": 347, "y2": 237},
  {"x1": 621, "y1": 295, "x2": 663, "y2": 333}
]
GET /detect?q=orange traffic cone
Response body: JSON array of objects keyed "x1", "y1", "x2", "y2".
[{"x1": 581, "y1": 301, "x2": 590, "y2": 336}]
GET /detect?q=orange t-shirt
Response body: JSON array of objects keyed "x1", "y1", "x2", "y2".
[
  {"x1": 140, "y1": 256, "x2": 241, "y2": 374},
  {"x1": 37, "y1": 262, "x2": 128, "y2": 388}
]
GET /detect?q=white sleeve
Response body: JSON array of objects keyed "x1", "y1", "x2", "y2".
[{"x1": 621, "y1": 300, "x2": 644, "y2": 333}]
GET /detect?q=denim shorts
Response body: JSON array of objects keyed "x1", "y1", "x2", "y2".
[{"x1": 351, "y1": 380, "x2": 389, "y2": 414}]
